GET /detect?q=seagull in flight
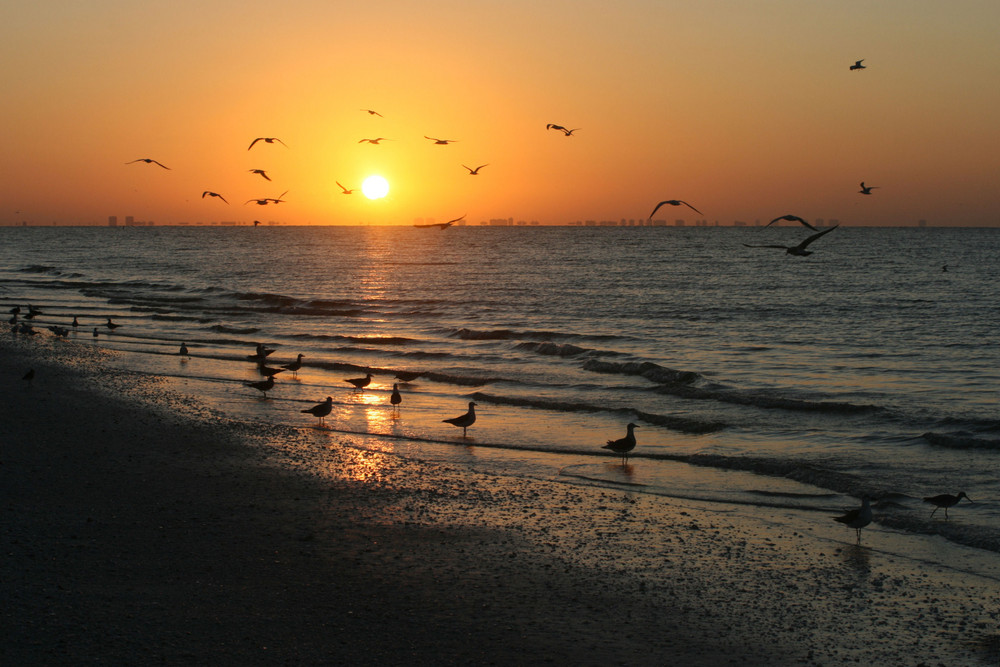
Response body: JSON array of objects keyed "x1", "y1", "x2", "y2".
[
  {"x1": 126, "y1": 158, "x2": 170, "y2": 169},
  {"x1": 859, "y1": 182, "x2": 879, "y2": 195},
  {"x1": 849, "y1": 59, "x2": 866, "y2": 71},
  {"x1": 249, "y1": 169, "x2": 271, "y2": 181},
  {"x1": 546, "y1": 124, "x2": 580, "y2": 136},
  {"x1": 764, "y1": 214, "x2": 818, "y2": 231},
  {"x1": 361, "y1": 108, "x2": 383, "y2": 117},
  {"x1": 463, "y1": 164, "x2": 489, "y2": 175},
  {"x1": 743, "y1": 225, "x2": 839, "y2": 256},
  {"x1": 359, "y1": 137, "x2": 390, "y2": 144},
  {"x1": 336, "y1": 181, "x2": 357, "y2": 194},
  {"x1": 425, "y1": 136, "x2": 457, "y2": 145},
  {"x1": 245, "y1": 191, "x2": 288, "y2": 206},
  {"x1": 414, "y1": 214, "x2": 464, "y2": 230},
  {"x1": 648, "y1": 199, "x2": 703, "y2": 220},
  {"x1": 201, "y1": 191, "x2": 229, "y2": 204},
  {"x1": 248, "y1": 137, "x2": 287, "y2": 150}
]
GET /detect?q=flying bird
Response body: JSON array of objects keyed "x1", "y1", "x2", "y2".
[
  {"x1": 648, "y1": 199, "x2": 703, "y2": 220},
  {"x1": 463, "y1": 164, "x2": 489, "y2": 175},
  {"x1": 859, "y1": 182, "x2": 879, "y2": 195},
  {"x1": 924, "y1": 492, "x2": 973, "y2": 520},
  {"x1": 344, "y1": 372, "x2": 373, "y2": 391},
  {"x1": 602, "y1": 423, "x2": 639, "y2": 465},
  {"x1": 248, "y1": 137, "x2": 287, "y2": 150},
  {"x1": 425, "y1": 136, "x2": 457, "y2": 145},
  {"x1": 336, "y1": 182, "x2": 357, "y2": 194},
  {"x1": 201, "y1": 191, "x2": 229, "y2": 204},
  {"x1": 245, "y1": 191, "x2": 288, "y2": 206},
  {"x1": 849, "y1": 59, "x2": 866, "y2": 71},
  {"x1": 443, "y1": 401, "x2": 477, "y2": 437},
  {"x1": 834, "y1": 496, "x2": 873, "y2": 544},
  {"x1": 764, "y1": 215, "x2": 818, "y2": 231},
  {"x1": 361, "y1": 108, "x2": 383, "y2": 117},
  {"x1": 743, "y1": 225, "x2": 839, "y2": 256},
  {"x1": 301, "y1": 396, "x2": 333, "y2": 426},
  {"x1": 546, "y1": 124, "x2": 580, "y2": 136},
  {"x1": 249, "y1": 169, "x2": 271, "y2": 181},
  {"x1": 415, "y1": 214, "x2": 464, "y2": 229},
  {"x1": 126, "y1": 158, "x2": 170, "y2": 169},
  {"x1": 359, "y1": 137, "x2": 390, "y2": 144}
]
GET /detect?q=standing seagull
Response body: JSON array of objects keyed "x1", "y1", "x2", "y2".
[
  {"x1": 246, "y1": 375, "x2": 275, "y2": 397},
  {"x1": 648, "y1": 199, "x2": 703, "y2": 220},
  {"x1": 849, "y1": 59, "x2": 866, "y2": 71},
  {"x1": 344, "y1": 372, "x2": 373, "y2": 391},
  {"x1": 859, "y1": 182, "x2": 879, "y2": 195},
  {"x1": 602, "y1": 423, "x2": 639, "y2": 465},
  {"x1": 249, "y1": 169, "x2": 271, "y2": 181},
  {"x1": 126, "y1": 158, "x2": 170, "y2": 169},
  {"x1": 924, "y1": 492, "x2": 973, "y2": 519},
  {"x1": 301, "y1": 396, "x2": 333, "y2": 426},
  {"x1": 443, "y1": 401, "x2": 477, "y2": 437},
  {"x1": 201, "y1": 191, "x2": 229, "y2": 204},
  {"x1": 765, "y1": 214, "x2": 818, "y2": 231},
  {"x1": 463, "y1": 164, "x2": 489, "y2": 175},
  {"x1": 179, "y1": 342, "x2": 189, "y2": 357},
  {"x1": 390, "y1": 383, "x2": 402, "y2": 415},
  {"x1": 425, "y1": 136, "x2": 457, "y2": 145},
  {"x1": 281, "y1": 353, "x2": 305, "y2": 377},
  {"x1": 834, "y1": 496, "x2": 873, "y2": 544},
  {"x1": 106, "y1": 317, "x2": 120, "y2": 330},
  {"x1": 248, "y1": 137, "x2": 287, "y2": 150},
  {"x1": 743, "y1": 225, "x2": 839, "y2": 257}
]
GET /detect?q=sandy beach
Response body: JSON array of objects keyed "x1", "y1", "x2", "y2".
[{"x1": 2, "y1": 335, "x2": 998, "y2": 666}]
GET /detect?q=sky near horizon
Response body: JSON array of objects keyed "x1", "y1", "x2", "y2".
[{"x1": 2, "y1": 1, "x2": 998, "y2": 227}]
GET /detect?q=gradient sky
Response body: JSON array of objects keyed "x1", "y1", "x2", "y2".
[{"x1": 2, "y1": 1, "x2": 998, "y2": 226}]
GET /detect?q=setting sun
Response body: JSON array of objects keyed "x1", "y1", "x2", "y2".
[{"x1": 361, "y1": 175, "x2": 389, "y2": 200}]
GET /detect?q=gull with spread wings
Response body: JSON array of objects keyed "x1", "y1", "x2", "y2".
[
  {"x1": 126, "y1": 158, "x2": 170, "y2": 169},
  {"x1": 248, "y1": 137, "x2": 287, "y2": 150},
  {"x1": 743, "y1": 225, "x2": 839, "y2": 257},
  {"x1": 648, "y1": 199, "x2": 703, "y2": 220}
]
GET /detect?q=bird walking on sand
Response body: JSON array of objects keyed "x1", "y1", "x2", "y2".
[
  {"x1": 302, "y1": 396, "x2": 333, "y2": 426},
  {"x1": 390, "y1": 383, "x2": 402, "y2": 415},
  {"x1": 924, "y1": 492, "x2": 972, "y2": 519},
  {"x1": 249, "y1": 169, "x2": 271, "y2": 181},
  {"x1": 179, "y1": 342, "x2": 189, "y2": 357},
  {"x1": 743, "y1": 225, "x2": 839, "y2": 257},
  {"x1": 834, "y1": 496, "x2": 873, "y2": 544},
  {"x1": 202, "y1": 191, "x2": 229, "y2": 204},
  {"x1": 764, "y1": 214, "x2": 818, "y2": 231},
  {"x1": 425, "y1": 136, "x2": 457, "y2": 145},
  {"x1": 106, "y1": 317, "x2": 120, "y2": 330},
  {"x1": 281, "y1": 353, "x2": 305, "y2": 377},
  {"x1": 336, "y1": 181, "x2": 357, "y2": 194},
  {"x1": 345, "y1": 372, "x2": 373, "y2": 391},
  {"x1": 248, "y1": 137, "x2": 287, "y2": 150},
  {"x1": 859, "y1": 182, "x2": 878, "y2": 195},
  {"x1": 443, "y1": 401, "x2": 477, "y2": 437},
  {"x1": 126, "y1": 158, "x2": 170, "y2": 169},
  {"x1": 850, "y1": 59, "x2": 866, "y2": 71},
  {"x1": 602, "y1": 423, "x2": 639, "y2": 465},
  {"x1": 648, "y1": 199, "x2": 703, "y2": 220},
  {"x1": 463, "y1": 164, "x2": 489, "y2": 175},
  {"x1": 246, "y1": 375, "x2": 275, "y2": 397}
]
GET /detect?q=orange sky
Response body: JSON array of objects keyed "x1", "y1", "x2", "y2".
[{"x1": 2, "y1": 1, "x2": 998, "y2": 226}]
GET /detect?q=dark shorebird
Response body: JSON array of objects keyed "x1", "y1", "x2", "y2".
[
  {"x1": 345, "y1": 372, "x2": 373, "y2": 391},
  {"x1": 126, "y1": 158, "x2": 170, "y2": 169},
  {"x1": 602, "y1": 423, "x2": 639, "y2": 465},
  {"x1": 390, "y1": 383, "x2": 402, "y2": 414},
  {"x1": 359, "y1": 138, "x2": 390, "y2": 145},
  {"x1": 106, "y1": 317, "x2": 120, "y2": 330},
  {"x1": 859, "y1": 182, "x2": 878, "y2": 195},
  {"x1": 394, "y1": 370, "x2": 423, "y2": 382},
  {"x1": 463, "y1": 164, "x2": 489, "y2": 175},
  {"x1": 281, "y1": 353, "x2": 305, "y2": 377},
  {"x1": 764, "y1": 215, "x2": 818, "y2": 231},
  {"x1": 743, "y1": 225, "x2": 839, "y2": 257},
  {"x1": 425, "y1": 136, "x2": 457, "y2": 145},
  {"x1": 248, "y1": 137, "x2": 287, "y2": 150},
  {"x1": 834, "y1": 496, "x2": 873, "y2": 544},
  {"x1": 246, "y1": 375, "x2": 275, "y2": 397},
  {"x1": 71, "y1": 316, "x2": 79, "y2": 328},
  {"x1": 22, "y1": 368, "x2": 34, "y2": 382},
  {"x1": 248, "y1": 344, "x2": 275, "y2": 362},
  {"x1": 361, "y1": 108, "x2": 383, "y2": 117},
  {"x1": 648, "y1": 199, "x2": 703, "y2": 220},
  {"x1": 249, "y1": 169, "x2": 271, "y2": 181},
  {"x1": 179, "y1": 342, "x2": 189, "y2": 357},
  {"x1": 924, "y1": 492, "x2": 972, "y2": 519},
  {"x1": 92, "y1": 327, "x2": 99, "y2": 338},
  {"x1": 443, "y1": 401, "x2": 477, "y2": 437},
  {"x1": 849, "y1": 59, "x2": 866, "y2": 71},
  {"x1": 258, "y1": 365, "x2": 286, "y2": 378},
  {"x1": 302, "y1": 396, "x2": 333, "y2": 426},
  {"x1": 202, "y1": 191, "x2": 229, "y2": 204},
  {"x1": 336, "y1": 182, "x2": 357, "y2": 194}
]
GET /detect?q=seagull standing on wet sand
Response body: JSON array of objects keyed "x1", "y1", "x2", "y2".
[
  {"x1": 126, "y1": 158, "x2": 170, "y2": 169},
  {"x1": 850, "y1": 59, "x2": 866, "y2": 71},
  {"x1": 302, "y1": 396, "x2": 333, "y2": 426},
  {"x1": 246, "y1": 376, "x2": 275, "y2": 397},
  {"x1": 443, "y1": 401, "x2": 477, "y2": 437},
  {"x1": 834, "y1": 496, "x2": 873, "y2": 544},
  {"x1": 859, "y1": 182, "x2": 879, "y2": 195},
  {"x1": 179, "y1": 342, "x2": 189, "y2": 357},
  {"x1": 602, "y1": 423, "x2": 639, "y2": 465},
  {"x1": 106, "y1": 317, "x2": 120, "y2": 330},
  {"x1": 281, "y1": 353, "x2": 305, "y2": 377},
  {"x1": 248, "y1": 137, "x2": 287, "y2": 150},
  {"x1": 924, "y1": 492, "x2": 973, "y2": 519},
  {"x1": 201, "y1": 191, "x2": 229, "y2": 204},
  {"x1": 390, "y1": 383, "x2": 402, "y2": 415},
  {"x1": 743, "y1": 225, "x2": 839, "y2": 257},
  {"x1": 764, "y1": 215, "x2": 818, "y2": 231},
  {"x1": 648, "y1": 199, "x2": 703, "y2": 220},
  {"x1": 345, "y1": 373, "x2": 373, "y2": 391}
]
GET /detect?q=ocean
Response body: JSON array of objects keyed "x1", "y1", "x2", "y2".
[{"x1": 3, "y1": 224, "x2": 999, "y2": 557}]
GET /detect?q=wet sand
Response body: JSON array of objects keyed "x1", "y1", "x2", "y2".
[{"x1": 2, "y1": 336, "x2": 998, "y2": 665}]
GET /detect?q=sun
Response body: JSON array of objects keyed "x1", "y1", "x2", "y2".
[{"x1": 361, "y1": 175, "x2": 389, "y2": 200}]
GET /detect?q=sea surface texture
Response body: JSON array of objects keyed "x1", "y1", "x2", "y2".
[{"x1": 3, "y1": 225, "x2": 998, "y2": 558}]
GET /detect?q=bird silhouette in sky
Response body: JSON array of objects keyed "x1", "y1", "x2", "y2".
[
  {"x1": 425, "y1": 136, "x2": 457, "y2": 145},
  {"x1": 336, "y1": 181, "x2": 357, "y2": 194},
  {"x1": 201, "y1": 191, "x2": 229, "y2": 204},
  {"x1": 463, "y1": 164, "x2": 489, "y2": 175},
  {"x1": 248, "y1": 137, "x2": 287, "y2": 150},
  {"x1": 859, "y1": 182, "x2": 879, "y2": 195},
  {"x1": 361, "y1": 108, "x2": 383, "y2": 117},
  {"x1": 648, "y1": 199, "x2": 703, "y2": 219},
  {"x1": 359, "y1": 137, "x2": 390, "y2": 144},
  {"x1": 850, "y1": 59, "x2": 866, "y2": 71},
  {"x1": 743, "y1": 225, "x2": 839, "y2": 256},
  {"x1": 414, "y1": 214, "x2": 464, "y2": 230},
  {"x1": 126, "y1": 158, "x2": 170, "y2": 169},
  {"x1": 764, "y1": 215, "x2": 817, "y2": 231},
  {"x1": 249, "y1": 169, "x2": 271, "y2": 181},
  {"x1": 245, "y1": 191, "x2": 288, "y2": 205},
  {"x1": 546, "y1": 124, "x2": 580, "y2": 136}
]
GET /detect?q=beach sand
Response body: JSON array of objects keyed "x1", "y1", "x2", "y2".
[{"x1": 2, "y1": 336, "x2": 998, "y2": 665}]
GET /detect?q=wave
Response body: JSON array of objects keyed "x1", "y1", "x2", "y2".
[
  {"x1": 921, "y1": 432, "x2": 1000, "y2": 450},
  {"x1": 208, "y1": 324, "x2": 261, "y2": 335},
  {"x1": 19, "y1": 264, "x2": 60, "y2": 274},
  {"x1": 449, "y1": 327, "x2": 619, "y2": 343}
]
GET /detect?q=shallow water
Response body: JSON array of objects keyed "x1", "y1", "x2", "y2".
[{"x1": 2, "y1": 224, "x2": 999, "y2": 558}]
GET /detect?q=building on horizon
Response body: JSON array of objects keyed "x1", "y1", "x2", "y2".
[{"x1": 108, "y1": 215, "x2": 117, "y2": 227}]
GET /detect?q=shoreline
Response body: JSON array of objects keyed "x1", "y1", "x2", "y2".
[{"x1": 2, "y1": 336, "x2": 998, "y2": 665}]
